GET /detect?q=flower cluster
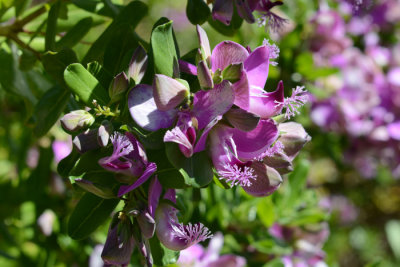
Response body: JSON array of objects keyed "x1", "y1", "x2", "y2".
[
  {"x1": 211, "y1": 0, "x2": 288, "y2": 31},
  {"x1": 308, "y1": 2, "x2": 400, "y2": 178},
  {"x1": 59, "y1": 24, "x2": 310, "y2": 266}
]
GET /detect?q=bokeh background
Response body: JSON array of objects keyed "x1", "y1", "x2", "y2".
[{"x1": 1, "y1": 0, "x2": 400, "y2": 266}]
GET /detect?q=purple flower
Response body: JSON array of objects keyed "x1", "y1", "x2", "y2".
[
  {"x1": 98, "y1": 132, "x2": 157, "y2": 196},
  {"x1": 52, "y1": 140, "x2": 72, "y2": 163},
  {"x1": 155, "y1": 202, "x2": 212, "y2": 251},
  {"x1": 177, "y1": 232, "x2": 246, "y2": 267},
  {"x1": 211, "y1": 0, "x2": 288, "y2": 32}
]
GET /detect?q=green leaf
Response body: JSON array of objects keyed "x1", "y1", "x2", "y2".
[
  {"x1": 103, "y1": 24, "x2": 138, "y2": 75},
  {"x1": 165, "y1": 143, "x2": 213, "y2": 188},
  {"x1": 149, "y1": 235, "x2": 180, "y2": 266},
  {"x1": 19, "y1": 49, "x2": 37, "y2": 71},
  {"x1": 71, "y1": 170, "x2": 118, "y2": 199},
  {"x1": 151, "y1": 20, "x2": 179, "y2": 78},
  {"x1": 57, "y1": 149, "x2": 80, "y2": 178},
  {"x1": 257, "y1": 197, "x2": 275, "y2": 227},
  {"x1": 56, "y1": 17, "x2": 93, "y2": 50},
  {"x1": 283, "y1": 159, "x2": 310, "y2": 209},
  {"x1": 64, "y1": 63, "x2": 110, "y2": 106},
  {"x1": 68, "y1": 193, "x2": 119, "y2": 239},
  {"x1": 0, "y1": 44, "x2": 36, "y2": 106},
  {"x1": 45, "y1": 0, "x2": 61, "y2": 51},
  {"x1": 14, "y1": 0, "x2": 32, "y2": 17},
  {"x1": 295, "y1": 52, "x2": 338, "y2": 80},
  {"x1": 82, "y1": 1, "x2": 147, "y2": 64},
  {"x1": 87, "y1": 61, "x2": 113, "y2": 89},
  {"x1": 147, "y1": 149, "x2": 186, "y2": 189},
  {"x1": 70, "y1": 147, "x2": 112, "y2": 177},
  {"x1": 32, "y1": 85, "x2": 70, "y2": 137},
  {"x1": 386, "y1": 220, "x2": 400, "y2": 260},
  {"x1": 186, "y1": 0, "x2": 210, "y2": 25},
  {"x1": 42, "y1": 49, "x2": 78, "y2": 86}
]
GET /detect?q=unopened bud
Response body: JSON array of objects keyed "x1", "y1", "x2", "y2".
[
  {"x1": 278, "y1": 122, "x2": 311, "y2": 160},
  {"x1": 60, "y1": 110, "x2": 94, "y2": 132},
  {"x1": 101, "y1": 213, "x2": 135, "y2": 266},
  {"x1": 109, "y1": 72, "x2": 129, "y2": 104},
  {"x1": 153, "y1": 74, "x2": 189, "y2": 111},
  {"x1": 243, "y1": 162, "x2": 282, "y2": 197},
  {"x1": 136, "y1": 210, "x2": 156, "y2": 239},
  {"x1": 197, "y1": 60, "x2": 214, "y2": 89},
  {"x1": 263, "y1": 152, "x2": 293, "y2": 175},
  {"x1": 97, "y1": 120, "x2": 113, "y2": 147},
  {"x1": 128, "y1": 45, "x2": 148, "y2": 84},
  {"x1": 73, "y1": 129, "x2": 100, "y2": 153}
]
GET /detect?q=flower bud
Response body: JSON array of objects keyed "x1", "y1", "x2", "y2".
[
  {"x1": 101, "y1": 212, "x2": 135, "y2": 266},
  {"x1": 153, "y1": 74, "x2": 189, "y2": 111},
  {"x1": 136, "y1": 210, "x2": 156, "y2": 239},
  {"x1": 263, "y1": 152, "x2": 293, "y2": 175},
  {"x1": 108, "y1": 72, "x2": 129, "y2": 104},
  {"x1": 242, "y1": 162, "x2": 282, "y2": 197},
  {"x1": 128, "y1": 45, "x2": 148, "y2": 84},
  {"x1": 97, "y1": 120, "x2": 113, "y2": 147},
  {"x1": 73, "y1": 129, "x2": 100, "y2": 153},
  {"x1": 197, "y1": 60, "x2": 214, "y2": 89},
  {"x1": 278, "y1": 122, "x2": 311, "y2": 160},
  {"x1": 60, "y1": 110, "x2": 95, "y2": 132},
  {"x1": 196, "y1": 25, "x2": 211, "y2": 67}
]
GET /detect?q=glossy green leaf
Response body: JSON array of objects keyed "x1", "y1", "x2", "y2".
[
  {"x1": 151, "y1": 21, "x2": 179, "y2": 78},
  {"x1": 147, "y1": 149, "x2": 186, "y2": 189},
  {"x1": 56, "y1": 17, "x2": 93, "y2": 50},
  {"x1": 149, "y1": 235, "x2": 180, "y2": 266},
  {"x1": 70, "y1": 147, "x2": 112, "y2": 176},
  {"x1": 57, "y1": 149, "x2": 80, "y2": 178},
  {"x1": 33, "y1": 85, "x2": 70, "y2": 137},
  {"x1": 87, "y1": 61, "x2": 113, "y2": 90},
  {"x1": 64, "y1": 63, "x2": 110, "y2": 106},
  {"x1": 103, "y1": 24, "x2": 138, "y2": 75},
  {"x1": 82, "y1": 1, "x2": 147, "y2": 64},
  {"x1": 165, "y1": 143, "x2": 213, "y2": 188},
  {"x1": 186, "y1": 0, "x2": 210, "y2": 25},
  {"x1": 67, "y1": 193, "x2": 119, "y2": 239},
  {"x1": 45, "y1": 0, "x2": 61, "y2": 51},
  {"x1": 42, "y1": 49, "x2": 78, "y2": 86}
]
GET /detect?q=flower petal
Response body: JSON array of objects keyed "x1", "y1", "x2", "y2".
[
  {"x1": 232, "y1": 119, "x2": 278, "y2": 160},
  {"x1": 179, "y1": 59, "x2": 198, "y2": 75},
  {"x1": 247, "y1": 80, "x2": 285, "y2": 118},
  {"x1": 242, "y1": 162, "x2": 282, "y2": 197},
  {"x1": 164, "y1": 126, "x2": 194, "y2": 158},
  {"x1": 196, "y1": 25, "x2": 212, "y2": 65},
  {"x1": 244, "y1": 45, "x2": 270, "y2": 91},
  {"x1": 117, "y1": 162, "x2": 157, "y2": 197},
  {"x1": 192, "y1": 80, "x2": 234, "y2": 129},
  {"x1": 212, "y1": 0, "x2": 234, "y2": 25},
  {"x1": 211, "y1": 41, "x2": 249, "y2": 72},
  {"x1": 194, "y1": 115, "x2": 222, "y2": 153},
  {"x1": 148, "y1": 177, "x2": 162, "y2": 218},
  {"x1": 224, "y1": 108, "x2": 260, "y2": 132},
  {"x1": 128, "y1": 84, "x2": 177, "y2": 131}
]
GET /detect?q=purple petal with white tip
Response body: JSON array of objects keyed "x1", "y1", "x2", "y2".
[{"x1": 128, "y1": 84, "x2": 177, "y2": 131}]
